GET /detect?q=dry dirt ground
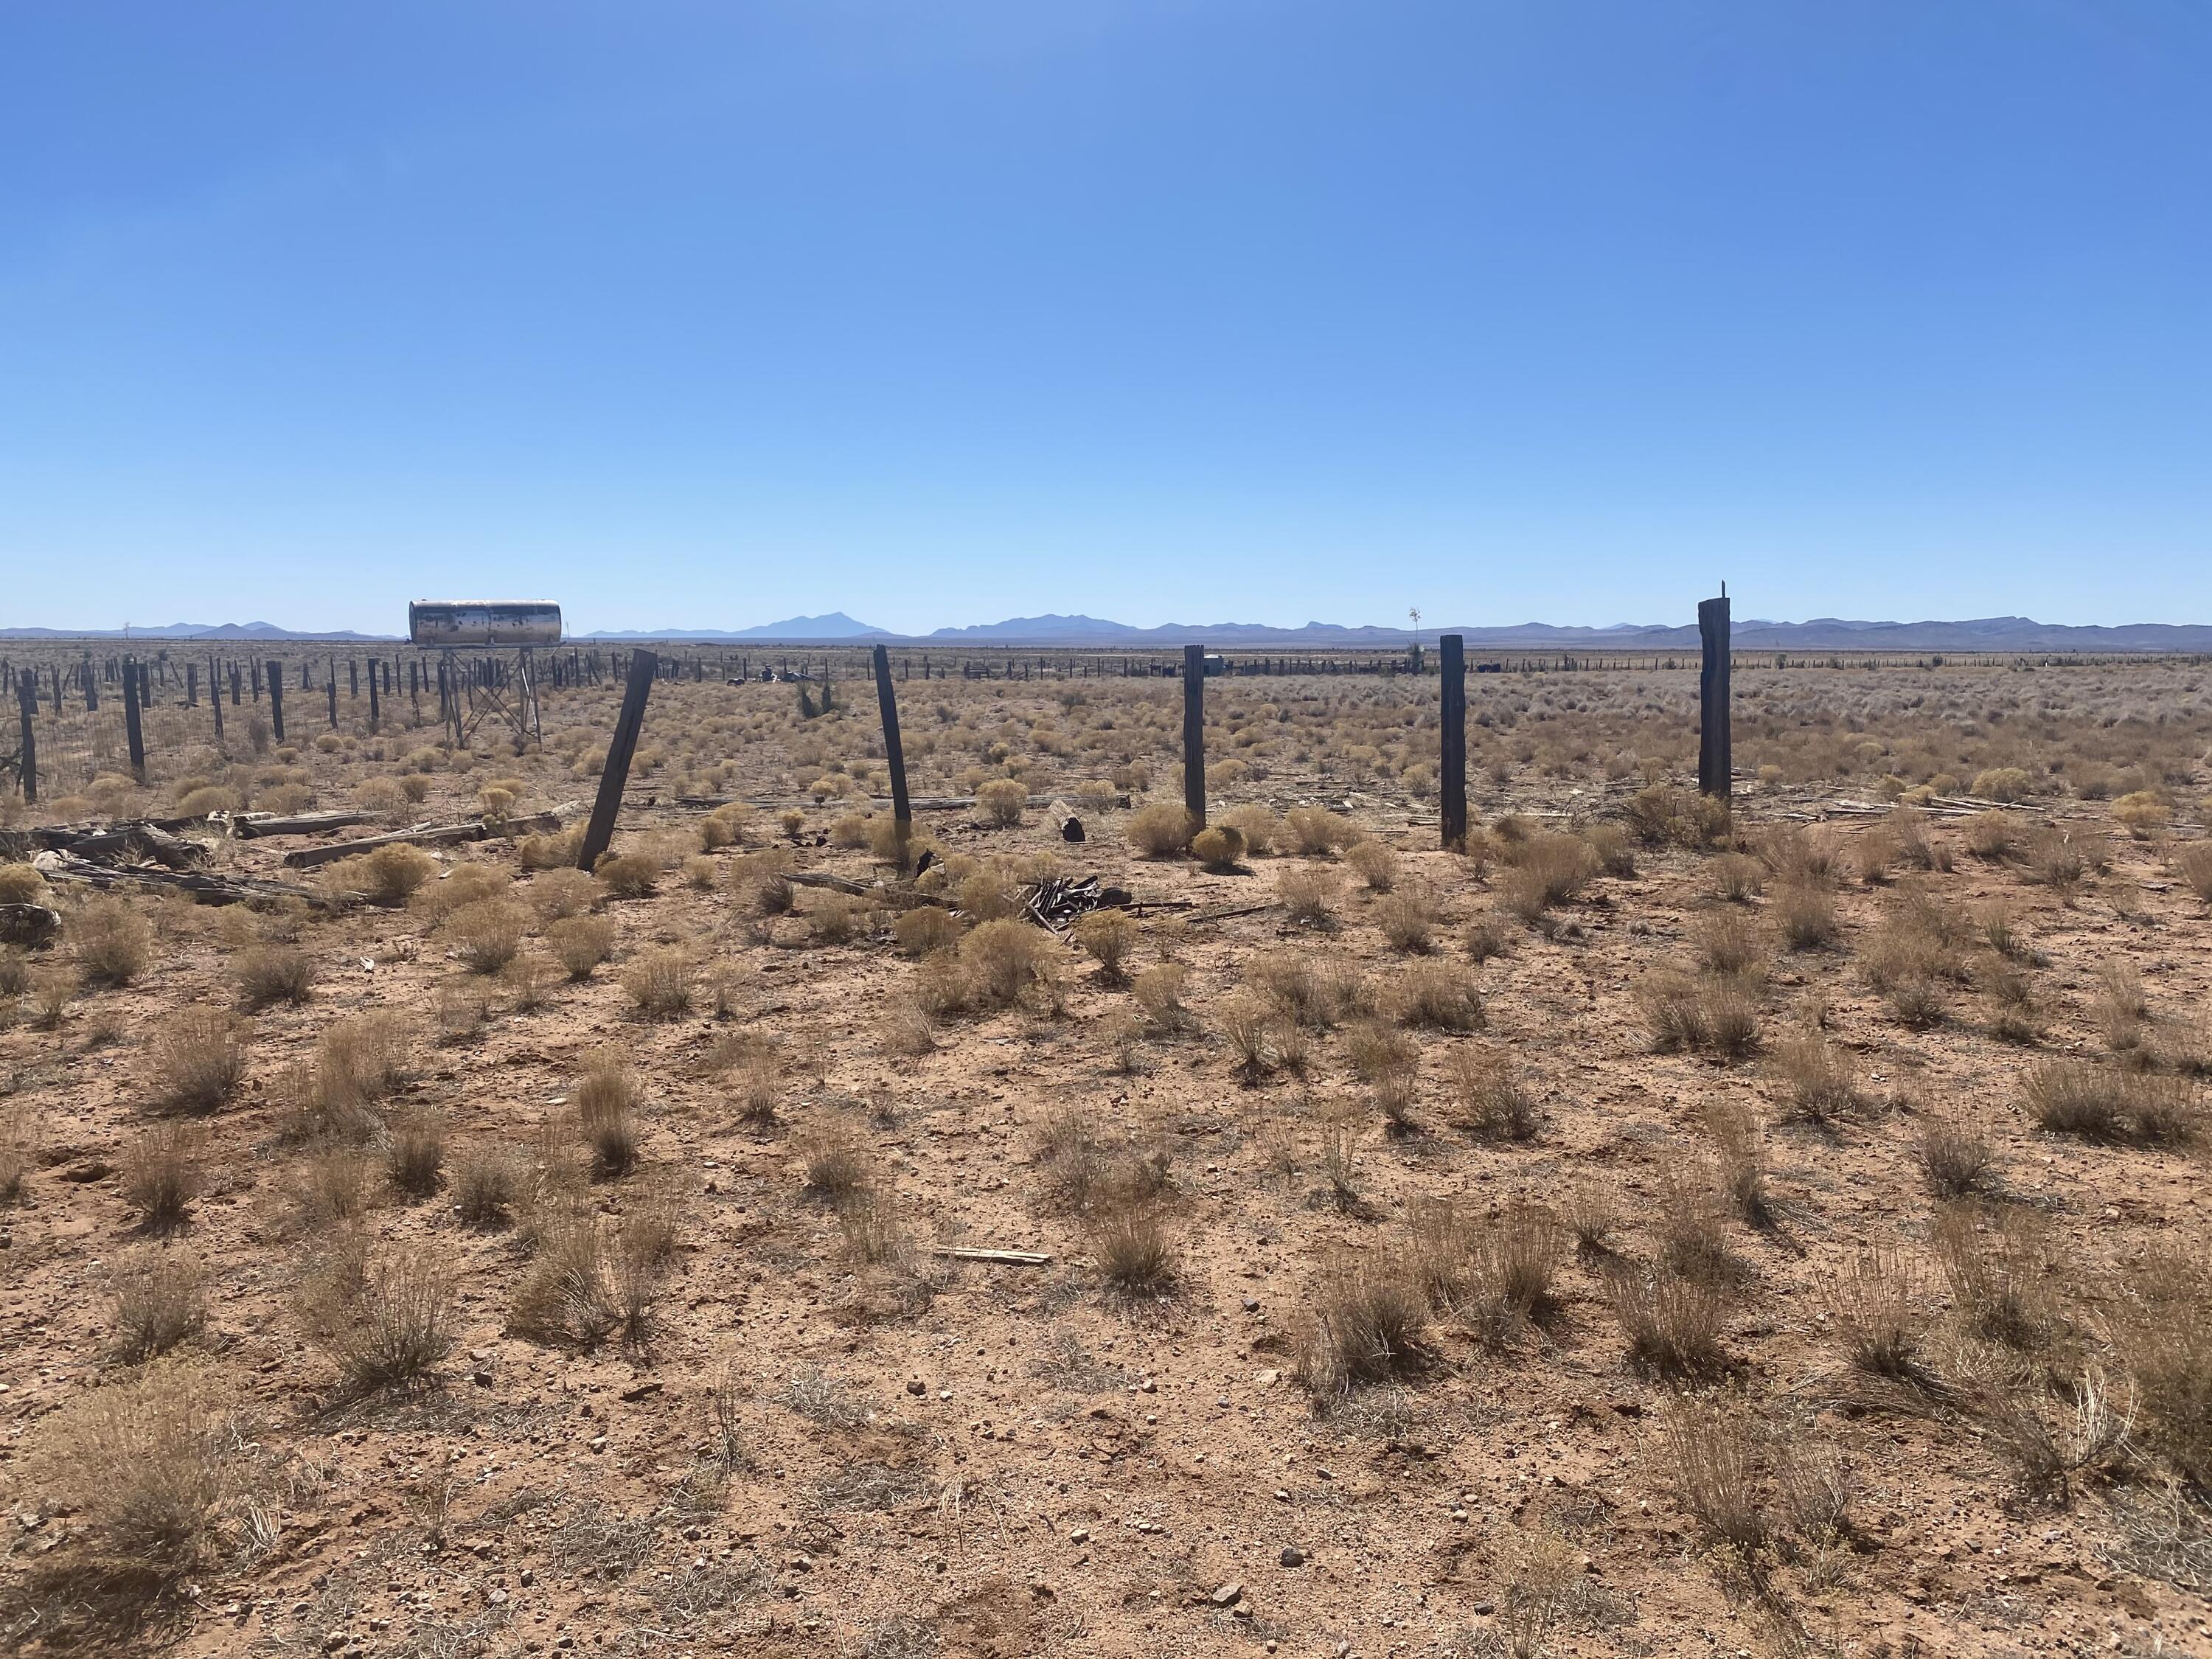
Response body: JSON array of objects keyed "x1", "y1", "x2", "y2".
[{"x1": 2, "y1": 658, "x2": 2211, "y2": 1659}]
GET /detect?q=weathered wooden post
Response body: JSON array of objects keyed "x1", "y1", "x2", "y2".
[
  {"x1": 577, "y1": 648, "x2": 658, "y2": 873},
  {"x1": 267, "y1": 661, "x2": 285, "y2": 741},
  {"x1": 122, "y1": 655, "x2": 147, "y2": 785},
  {"x1": 15, "y1": 675, "x2": 36, "y2": 804},
  {"x1": 1440, "y1": 633, "x2": 1467, "y2": 850},
  {"x1": 187, "y1": 661, "x2": 198, "y2": 707},
  {"x1": 230, "y1": 662, "x2": 241, "y2": 706},
  {"x1": 366, "y1": 660, "x2": 380, "y2": 728},
  {"x1": 211, "y1": 667, "x2": 225, "y2": 742},
  {"x1": 872, "y1": 644, "x2": 914, "y2": 872},
  {"x1": 1698, "y1": 590, "x2": 1731, "y2": 801},
  {"x1": 326, "y1": 669, "x2": 338, "y2": 729},
  {"x1": 1182, "y1": 644, "x2": 1207, "y2": 830}
]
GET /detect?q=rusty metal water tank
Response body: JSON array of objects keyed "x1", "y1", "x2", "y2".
[{"x1": 407, "y1": 600, "x2": 563, "y2": 648}]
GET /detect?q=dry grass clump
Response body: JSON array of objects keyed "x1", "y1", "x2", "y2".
[
  {"x1": 1246, "y1": 950, "x2": 1355, "y2": 1029},
  {"x1": 1221, "y1": 804, "x2": 1280, "y2": 856},
  {"x1": 1133, "y1": 961, "x2": 1192, "y2": 1031},
  {"x1": 145, "y1": 1007, "x2": 246, "y2": 1115},
  {"x1": 1388, "y1": 960, "x2": 1484, "y2": 1032},
  {"x1": 1192, "y1": 824, "x2": 1245, "y2": 872},
  {"x1": 807, "y1": 892, "x2": 864, "y2": 944},
  {"x1": 1624, "y1": 782, "x2": 1726, "y2": 847},
  {"x1": 74, "y1": 897, "x2": 153, "y2": 987},
  {"x1": 1759, "y1": 826, "x2": 1844, "y2": 888},
  {"x1": 975, "y1": 777, "x2": 1027, "y2": 827},
  {"x1": 111, "y1": 1247, "x2": 207, "y2": 1362},
  {"x1": 2023, "y1": 824, "x2": 2093, "y2": 894},
  {"x1": 1277, "y1": 866, "x2": 1340, "y2": 925},
  {"x1": 442, "y1": 897, "x2": 526, "y2": 973},
  {"x1": 1701, "y1": 1098, "x2": 1770, "y2": 1226},
  {"x1": 1971, "y1": 765, "x2": 2034, "y2": 803},
  {"x1": 1773, "y1": 880, "x2": 1839, "y2": 950},
  {"x1": 2174, "y1": 843, "x2": 2212, "y2": 906},
  {"x1": 1284, "y1": 807, "x2": 1357, "y2": 856},
  {"x1": 334, "y1": 842, "x2": 439, "y2": 904},
  {"x1": 1497, "y1": 833, "x2": 1599, "y2": 925},
  {"x1": 799, "y1": 1128, "x2": 872, "y2": 1203},
  {"x1": 1214, "y1": 988, "x2": 1284, "y2": 1077},
  {"x1": 594, "y1": 850, "x2": 660, "y2": 899},
  {"x1": 317, "y1": 1247, "x2": 456, "y2": 1394},
  {"x1": 894, "y1": 905, "x2": 964, "y2": 959},
  {"x1": 953, "y1": 917, "x2": 1054, "y2": 1007},
  {"x1": 1933, "y1": 1204, "x2": 2058, "y2": 1350},
  {"x1": 1089, "y1": 1203, "x2": 1178, "y2": 1298},
  {"x1": 1298, "y1": 1248, "x2": 1430, "y2": 1396},
  {"x1": 1346, "y1": 839, "x2": 1398, "y2": 891},
  {"x1": 1966, "y1": 809, "x2": 2022, "y2": 860},
  {"x1": 385, "y1": 1110, "x2": 445, "y2": 1198},
  {"x1": 40, "y1": 1361, "x2": 226, "y2": 1568},
  {"x1": 234, "y1": 942, "x2": 315, "y2": 1010},
  {"x1": 1125, "y1": 802, "x2": 1194, "y2": 858},
  {"x1": 1604, "y1": 1264, "x2": 1726, "y2": 1377},
  {"x1": 575, "y1": 1051, "x2": 643, "y2": 1176},
  {"x1": 1692, "y1": 909, "x2": 1765, "y2": 977},
  {"x1": 547, "y1": 914, "x2": 615, "y2": 980},
  {"x1": 1463, "y1": 914, "x2": 1512, "y2": 964},
  {"x1": 1375, "y1": 888, "x2": 1433, "y2": 953},
  {"x1": 1072, "y1": 909, "x2": 1138, "y2": 981},
  {"x1": 2022, "y1": 1059, "x2": 2198, "y2": 1145},
  {"x1": 0, "y1": 860, "x2": 48, "y2": 904},
  {"x1": 1707, "y1": 852, "x2": 1765, "y2": 903},
  {"x1": 1413, "y1": 1200, "x2": 1562, "y2": 1346},
  {"x1": 528, "y1": 866, "x2": 598, "y2": 922},
  {"x1": 1772, "y1": 1033, "x2": 1861, "y2": 1124},
  {"x1": 123, "y1": 1125, "x2": 201, "y2": 1233},
  {"x1": 1917, "y1": 1116, "x2": 1997, "y2": 1198},
  {"x1": 1823, "y1": 1246, "x2": 1921, "y2": 1380},
  {"x1": 2108, "y1": 1245, "x2": 2212, "y2": 1489},
  {"x1": 451, "y1": 1144, "x2": 521, "y2": 1227},
  {"x1": 1639, "y1": 971, "x2": 1759, "y2": 1060},
  {"x1": 309, "y1": 1012, "x2": 411, "y2": 1130},
  {"x1": 620, "y1": 946, "x2": 696, "y2": 1020}
]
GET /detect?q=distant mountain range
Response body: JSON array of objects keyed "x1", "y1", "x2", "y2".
[{"x1": 8, "y1": 613, "x2": 2212, "y2": 651}]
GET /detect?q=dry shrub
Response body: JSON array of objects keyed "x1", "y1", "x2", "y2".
[
  {"x1": 75, "y1": 898, "x2": 153, "y2": 987},
  {"x1": 1214, "y1": 988, "x2": 1281, "y2": 1077},
  {"x1": 1693, "y1": 910, "x2": 1765, "y2": 977},
  {"x1": 809, "y1": 893, "x2": 863, "y2": 945},
  {"x1": 508, "y1": 1213, "x2": 621, "y2": 1349},
  {"x1": 575, "y1": 1051, "x2": 642, "y2": 1176},
  {"x1": 123, "y1": 1125, "x2": 200, "y2": 1233},
  {"x1": 1299, "y1": 1248, "x2": 1429, "y2": 1395},
  {"x1": 2023, "y1": 1059, "x2": 2197, "y2": 1145},
  {"x1": 2110, "y1": 1245, "x2": 2212, "y2": 1489},
  {"x1": 386, "y1": 1110, "x2": 445, "y2": 1198},
  {"x1": 1246, "y1": 950, "x2": 1352, "y2": 1029},
  {"x1": 1133, "y1": 961, "x2": 1191, "y2": 1031},
  {"x1": 451, "y1": 1144, "x2": 521, "y2": 1227},
  {"x1": 549, "y1": 915, "x2": 615, "y2": 980},
  {"x1": 1759, "y1": 826, "x2": 1843, "y2": 888},
  {"x1": 1346, "y1": 1018, "x2": 1418, "y2": 1088},
  {"x1": 974, "y1": 777, "x2": 1027, "y2": 827},
  {"x1": 1933, "y1": 1204, "x2": 2056, "y2": 1350},
  {"x1": 1463, "y1": 914, "x2": 1512, "y2": 964},
  {"x1": 801, "y1": 1128, "x2": 871, "y2": 1203},
  {"x1": 1501, "y1": 832, "x2": 1598, "y2": 906},
  {"x1": 1773, "y1": 1033, "x2": 1861, "y2": 1123},
  {"x1": 2174, "y1": 843, "x2": 2212, "y2": 906},
  {"x1": 147, "y1": 1007, "x2": 246, "y2": 1115},
  {"x1": 1089, "y1": 1203, "x2": 1177, "y2": 1298},
  {"x1": 956, "y1": 917, "x2": 1052, "y2": 1006},
  {"x1": 1221, "y1": 804, "x2": 1280, "y2": 856},
  {"x1": 321, "y1": 1247, "x2": 456, "y2": 1393},
  {"x1": 1376, "y1": 888, "x2": 1433, "y2": 953},
  {"x1": 1917, "y1": 1116, "x2": 1997, "y2": 1198},
  {"x1": 879, "y1": 998, "x2": 937, "y2": 1057},
  {"x1": 0, "y1": 861, "x2": 49, "y2": 904},
  {"x1": 111, "y1": 1247, "x2": 206, "y2": 1362},
  {"x1": 1188, "y1": 824, "x2": 1242, "y2": 872},
  {"x1": 442, "y1": 898, "x2": 526, "y2": 973},
  {"x1": 529, "y1": 866, "x2": 597, "y2": 922},
  {"x1": 1390, "y1": 960, "x2": 1484, "y2": 1032},
  {"x1": 315, "y1": 1012, "x2": 411, "y2": 1120},
  {"x1": 1415, "y1": 1200, "x2": 1562, "y2": 1345},
  {"x1": 1284, "y1": 807, "x2": 1357, "y2": 856},
  {"x1": 1824, "y1": 1246, "x2": 1921, "y2": 1380},
  {"x1": 2024, "y1": 825, "x2": 2091, "y2": 894},
  {"x1": 1446, "y1": 1046, "x2": 1537, "y2": 1141},
  {"x1": 517, "y1": 826, "x2": 586, "y2": 870},
  {"x1": 1277, "y1": 866, "x2": 1340, "y2": 925},
  {"x1": 1346, "y1": 839, "x2": 1398, "y2": 891},
  {"x1": 1966, "y1": 809, "x2": 2021, "y2": 860},
  {"x1": 594, "y1": 850, "x2": 660, "y2": 899},
  {"x1": 40, "y1": 1361, "x2": 226, "y2": 1567},
  {"x1": 1605, "y1": 1265, "x2": 1726, "y2": 1377},
  {"x1": 1972, "y1": 766, "x2": 2034, "y2": 804},
  {"x1": 1708, "y1": 852, "x2": 1764, "y2": 902},
  {"x1": 1702, "y1": 1098, "x2": 1769, "y2": 1225},
  {"x1": 1562, "y1": 1178, "x2": 1620, "y2": 1254},
  {"x1": 1072, "y1": 909, "x2": 1138, "y2": 981},
  {"x1": 335, "y1": 842, "x2": 439, "y2": 904},
  {"x1": 1774, "y1": 880, "x2": 1838, "y2": 950},
  {"x1": 1662, "y1": 1399, "x2": 1770, "y2": 1555},
  {"x1": 894, "y1": 905, "x2": 964, "y2": 959},
  {"x1": 620, "y1": 946, "x2": 695, "y2": 1020},
  {"x1": 293, "y1": 1150, "x2": 371, "y2": 1229},
  {"x1": 235, "y1": 943, "x2": 314, "y2": 1011},
  {"x1": 1125, "y1": 802, "x2": 1194, "y2": 858},
  {"x1": 1640, "y1": 972, "x2": 1759, "y2": 1060}
]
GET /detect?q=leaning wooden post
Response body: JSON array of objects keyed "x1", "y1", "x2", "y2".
[
  {"x1": 1439, "y1": 633, "x2": 1467, "y2": 850},
  {"x1": 577, "y1": 648, "x2": 658, "y2": 873},
  {"x1": 1182, "y1": 644, "x2": 1207, "y2": 830},
  {"x1": 122, "y1": 655, "x2": 147, "y2": 785},
  {"x1": 15, "y1": 675, "x2": 36, "y2": 804},
  {"x1": 1697, "y1": 591, "x2": 1732, "y2": 801},
  {"x1": 872, "y1": 644, "x2": 914, "y2": 872}
]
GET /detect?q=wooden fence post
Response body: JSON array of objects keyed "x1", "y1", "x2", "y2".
[
  {"x1": 1440, "y1": 633, "x2": 1467, "y2": 850},
  {"x1": 211, "y1": 666, "x2": 225, "y2": 742},
  {"x1": 268, "y1": 663, "x2": 285, "y2": 741},
  {"x1": 1182, "y1": 644, "x2": 1207, "y2": 830},
  {"x1": 122, "y1": 655, "x2": 147, "y2": 785},
  {"x1": 327, "y1": 671, "x2": 338, "y2": 729},
  {"x1": 15, "y1": 676, "x2": 35, "y2": 804},
  {"x1": 1698, "y1": 592, "x2": 1731, "y2": 800},
  {"x1": 367, "y1": 661, "x2": 380, "y2": 729},
  {"x1": 577, "y1": 648, "x2": 658, "y2": 872},
  {"x1": 872, "y1": 644, "x2": 914, "y2": 872}
]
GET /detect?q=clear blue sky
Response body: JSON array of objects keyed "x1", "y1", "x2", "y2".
[{"x1": 4, "y1": 1, "x2": 2208, "y2": 636}]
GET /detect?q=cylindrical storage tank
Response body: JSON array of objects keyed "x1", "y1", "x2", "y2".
[{"x1": 407, "y1": 601, "x2": 563, "y2": 649}]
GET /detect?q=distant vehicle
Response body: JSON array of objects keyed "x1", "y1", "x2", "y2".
[{"x1": 406, "y1": 601, "x2": 563, "y2": 649}]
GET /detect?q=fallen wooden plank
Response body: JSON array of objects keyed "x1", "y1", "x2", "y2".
[
  {"x1": 928, "y1": 1247, "x2": 1053, "y2": 1266},
  {"x1": 673, "y1": 793, "x2": 1131, "y2": 813},
  {"x1": 34, "y1": 855, "x2": 350, "y2": 909},
  {"x1": 279, "y1": 804, "x2": 577, "y2": 869},
  {"x1": 3, "y1": 822, "x2": 210, "y2": 870},
  {"x1": 1188, "y1": 900, "x2": 1279, "y2": 924},
  {"x1": 230, "y1": 810, "x2": 380, "y2": 839}
]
